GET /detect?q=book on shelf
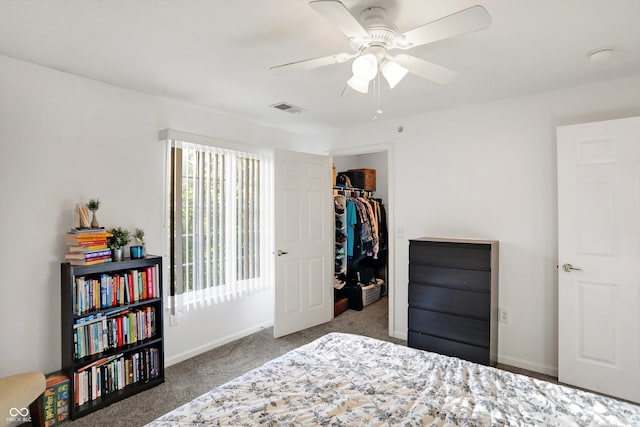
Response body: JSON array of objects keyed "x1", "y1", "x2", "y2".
[
  {"x1": 65, "y1": 235, "x2": 109, "y2": 245},
  {"x1": 68, "y1": 244, "x2": 109, "y2": 253},
  {"x1": 43, "y1": 371, "x2": 70, "y2": 426},
  {"x1": 65, "y1": 236, "x2": 108, "y2": 244},
  {"x1": 72, "y1": 306, "x2": 156, "y2": 359},
  {"x1": 66, "y1": 233, "x2": 109, "y2": 240},
  {"x1": 68, "y1": 228, "x2": 109, "y2": 234},
  {"x1": 73, "y1": 348, "x2": 160, "y2": 407},
  {"x1": 72, "y1": 265, "x2": 160, "y2": 315},
  {"x1": 69, "y1": 257, "x2": 112, "y2": 266},
  {"x1": 65, "y1": 229, "x2": 112, "y2": 246},
  {"x1": 65, "y1": 249, "x2": 112, "y2": 261}
]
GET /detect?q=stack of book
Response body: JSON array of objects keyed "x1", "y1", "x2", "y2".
[
  {"x1": 73, "y1": 347, "x2": 160, "y2": 406},
  {"x1": 65, "y1": 228, "x2": 113, "y2": 266},
  {"x1": 73, "y1": 266, "x2": 160, "y2": 315},
  {"x1": 73, "y1": 306, "x2": 157, "y2": 359},
  {"x1": 43, "y1": 371, "x2": 70, "y2": 426}
]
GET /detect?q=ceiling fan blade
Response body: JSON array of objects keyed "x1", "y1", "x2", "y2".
[
  {"x1": 309, "y1": 0, "x2": 369, "y2": 43},
  {"x1": 394, "y1": 5, "x2": 491, "y2": 49},
  {"x1": 270, "y1": 52, "x2": 354, "y2": 72},
  {"x1": 392, "y1": 54, "x2": 458, "y2": 86}
]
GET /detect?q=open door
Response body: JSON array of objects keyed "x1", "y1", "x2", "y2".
[
  {"x1": 273, "y1": 150, "x2": 333, "y2": 337},
  {"x1": 557, "y1": 116, "x2": 640, "y2": 403}
]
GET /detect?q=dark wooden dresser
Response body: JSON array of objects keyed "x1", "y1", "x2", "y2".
[{"x1": 408, "y1": 237, "x2": 498, "y2": 366}]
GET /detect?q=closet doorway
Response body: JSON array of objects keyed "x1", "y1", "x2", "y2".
[{"x1": 331, "y1": 146, "x2": 394, "y2": 337}]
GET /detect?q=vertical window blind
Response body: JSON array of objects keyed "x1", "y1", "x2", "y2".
[{"x1": 166, "y1": 139, "x2": 273, "y2": 311}]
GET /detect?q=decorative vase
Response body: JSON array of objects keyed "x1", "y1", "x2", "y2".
[
  {"x1": 130, "y1": 245, "x2": 145, "y2": 259},
  {"x1": 112, "y1": 247, "x2": 124, "y2": 262},
  {"x1": 90, "y1": 211, "x2": 99, "y2": 228}
]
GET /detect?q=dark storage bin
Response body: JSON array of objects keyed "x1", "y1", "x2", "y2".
[
  {"x1": 338, "y1": 170, "x2": 364, "y2": 189},
  {"x1": 337, "y1": 284, "x2": 364, "y2": 311},
  {"x1": 334, "y1": 296, "x2": 349, "y2": 316},
  {"x1": 349, "y1": 169, "x2": 376, "y2": 191}
]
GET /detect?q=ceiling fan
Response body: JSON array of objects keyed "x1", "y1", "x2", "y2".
[{"x1": 270, "y1": 0, "x2": 491, "y2": 94}]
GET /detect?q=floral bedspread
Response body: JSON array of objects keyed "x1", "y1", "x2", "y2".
[{"x1": 147, "y1": 332, "x2": 640, "y2": 426}]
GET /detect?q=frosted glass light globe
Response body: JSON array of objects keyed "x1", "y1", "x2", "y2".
[
  {"x1": 347, "y1": 75, "x2": 370, "y2": 93},
  {"x1": 352, "y1": 53, "x2": 378, "y2": 81}
]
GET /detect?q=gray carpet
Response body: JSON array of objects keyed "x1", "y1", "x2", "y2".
[
  {"x1": 65, "y1": 297, "x2": 558, "y2": 427},
  {"x1": 66, "y1": 297, "x2": 403, "y2": 427}
]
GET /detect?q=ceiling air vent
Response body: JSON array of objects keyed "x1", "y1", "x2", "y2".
[{"x1": 270, "y1": 102, "x2": 306, "y2": 114}]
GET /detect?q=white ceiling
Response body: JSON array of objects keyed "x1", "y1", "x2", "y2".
[{"x1": 1, "y1": 0, "x2": 640, "y2": 133}]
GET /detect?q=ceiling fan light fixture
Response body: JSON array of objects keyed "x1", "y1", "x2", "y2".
[
  {"x1": 351, "y1": 53, "x2": 378, "y2": 81},
  {"x1": 347, "y1": 75, "x2": 370, "y2": 93},
  {"x1": 273, "y1": 3, "x2": 493, "y2": 99},
  {"x1": 381, "y1": 60, "x2": 409, "y2": 89}
]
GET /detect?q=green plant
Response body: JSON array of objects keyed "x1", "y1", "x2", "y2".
[
  {"x1": 108, "y1": 227, "x2": 131, "y2": 250},
  {"x1": 86, "y1": 198, "x2": 101, "y2": 212},
  {"x1": 134, "y1": 228, "x2": 145, "y2": 246}
]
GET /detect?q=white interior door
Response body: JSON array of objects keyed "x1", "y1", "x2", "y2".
[
  {"x1": 557, "y1": 116, "x2": 640, "y2": 403},
  {"x1": 273, "y1": 150, "x2": 333, "y2": 338}
]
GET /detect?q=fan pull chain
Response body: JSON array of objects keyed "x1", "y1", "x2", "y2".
[{"x1": 372, "y1": 72, "x2": 383, "y2": 121}]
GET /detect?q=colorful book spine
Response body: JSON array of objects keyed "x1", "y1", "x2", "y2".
[
  {"x1": 65, "y1": 249, "x2": 112, "y2": 261},
  {"x1": 73, "y1": 267, "x2": 159, "y2": 315},
  {"x1": 72, "y1": 307, "x2": 156, "y2": 358},
  {"x1": 69, "y1": 258, "x2": 112, "y2": 266},
  {"x1": 68, "y1": 244, "x2": 109, "y2": 253},
  {"x1": 44, "y1": 371, "x2": 70, "y2": 426}
]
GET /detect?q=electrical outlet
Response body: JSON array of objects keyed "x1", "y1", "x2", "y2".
[{"x1": 499, "y1": 308, "x2": 510, "y2": 323}]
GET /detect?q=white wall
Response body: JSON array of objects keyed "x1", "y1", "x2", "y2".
[
  {"x1": 0, "y1": 55, "x2": 327, "y2": 376},
  {"x1": 328, "y1": 74, "x2": 640, "y2": 375},
  {"x1": 3, "y1": 51, "x2": 640, "y2": 378}
]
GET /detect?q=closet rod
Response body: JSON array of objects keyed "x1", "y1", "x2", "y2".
[{"x1": 334, "y1": 188, "x2": 374, "y2": 198}]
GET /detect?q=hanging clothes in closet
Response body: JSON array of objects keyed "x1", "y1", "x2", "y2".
[
  {"x1": 334, "y1": 188, "x2": 388, "y2": 311},
  {"x1": 334, "y1": 188, "x2": 387, "y2": 291},
  {"x1": 345, "y1": 194, "x2": 388, "y2": 285}
]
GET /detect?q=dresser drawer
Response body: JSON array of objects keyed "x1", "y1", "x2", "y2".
[
  {"x1": 409, "y1": 264, "x2": 490, "y2": 292},
  {"x1": 408, "y1": 331, "x2": 490, "y2": 366},
  {"x1": 408, "y1": 308, "x2": 489, "y2": 348},
  {"x1": 409, "y1": 241, "x2": 491, "y2": 270},
  {"x1": 408, "y1": 284, "x2": 490, "y2": 320}
]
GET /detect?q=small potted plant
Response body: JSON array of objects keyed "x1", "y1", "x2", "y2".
[
  {"x1": 86, "y1": 198, "x2": 101, "y2": 228},
  {"x1": 108, "y1": 227, "x2": 130, "y2": 262},
  {"x1": 130, "y1": 228, "x2": 146, "y2": 259}
]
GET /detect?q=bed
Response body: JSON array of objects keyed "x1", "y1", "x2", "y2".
[{"x1": 147, "y1": 332, "x2": 640, "y2": 426}]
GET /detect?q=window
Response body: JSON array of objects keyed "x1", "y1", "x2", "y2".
[{"x1": 166, "y1": 138, "x2": 273, "y2": 310}]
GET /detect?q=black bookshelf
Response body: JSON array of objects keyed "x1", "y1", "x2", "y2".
[{"x1": 61, "y1": 255, "x2": 164, "y2": 420}]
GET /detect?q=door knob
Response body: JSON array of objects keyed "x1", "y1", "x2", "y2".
[
  {"x1": 276, "y1": 250, "x2": 289, "y2": 256},
  {"x1": 562, "y1": 263, "x2": 583, "y2": 272}
]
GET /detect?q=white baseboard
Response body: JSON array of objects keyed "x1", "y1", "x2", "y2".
[
  {"x1": 394, "y1": 331, "x2": 557, "y2": 377},
  {"x1": 166, "y1": 324, "x2": 557, "y2": 378},
  {"x1": 165, "y1": 321, "x2": 273, "y2": 367},
  {"x1": 394, "y1": 330, "x2": 408, "y2": 340},
  {"x1": 498, "y1": 354, "x2": 558, "y2": 377}
]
